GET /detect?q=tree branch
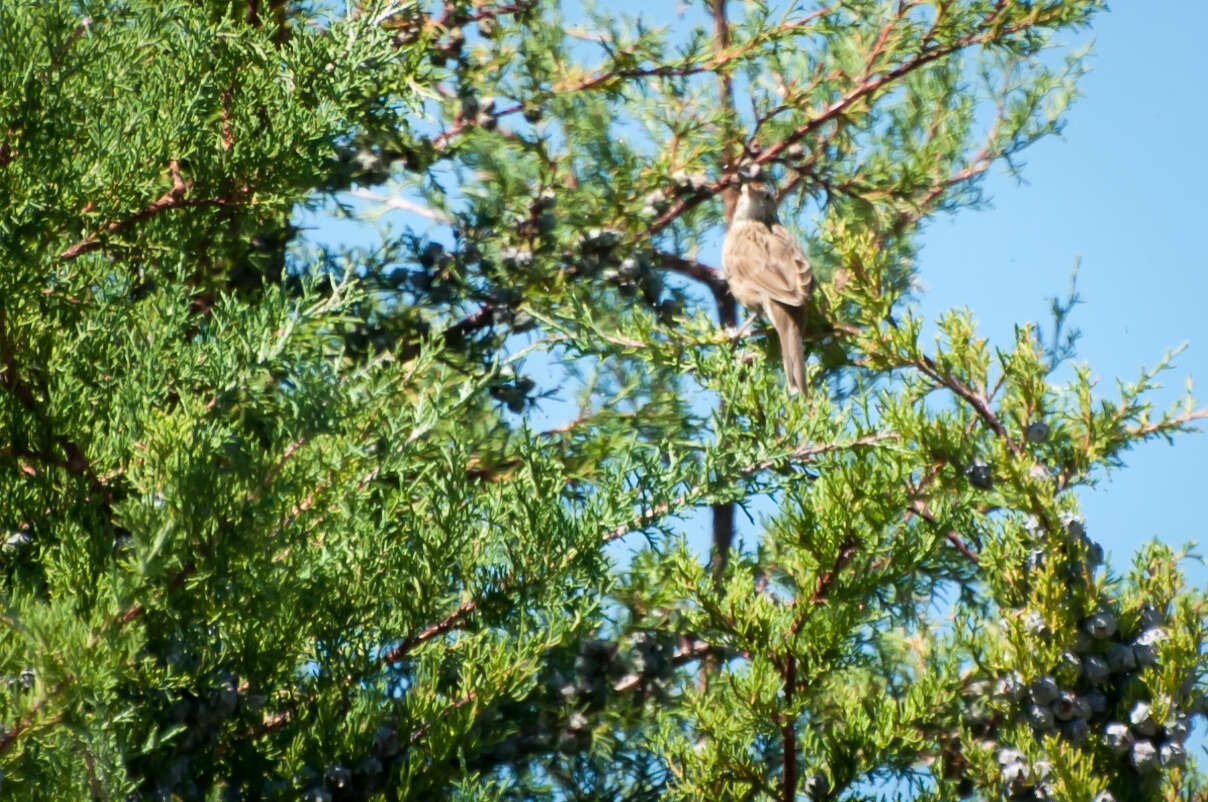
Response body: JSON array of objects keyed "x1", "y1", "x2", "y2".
[
  {"x1": 382, "y1": 432, "x2": 897, "y2": 665},
  {"x1": 58, "y1": 161, "x2": 253, "y2": 262},
  {"x1": 655, "y1": 251, "x2": 728, "y2": 297},
  {"x1": 781, "y1": 653, "x2": 797, "y2": 802},
  {"x1": 913, "y1": 353, "x2": 1018, "y2": 454},
  {"x1": 0, "y1": 307, "x2": 113, "y2": 510},
  {"x1": 647, "y1": 7, "x2": 1028, "y2": 238}
]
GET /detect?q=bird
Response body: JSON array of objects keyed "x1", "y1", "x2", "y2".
[{"x1": 720, "y1": 180, "x2": 813, "y2": 394}]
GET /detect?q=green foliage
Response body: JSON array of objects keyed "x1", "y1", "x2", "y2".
[{"x1": 1, "y1": 1, "x2": 1204, "y2": 800}]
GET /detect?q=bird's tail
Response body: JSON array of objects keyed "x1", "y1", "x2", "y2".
[{"x1": 768, "y1": 302, "x2": 807, "y2": 395}]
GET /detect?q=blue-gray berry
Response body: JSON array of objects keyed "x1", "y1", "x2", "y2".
[
  {"x1": 1057, "y1": 651, "x2": 1082, "y2": 682},
  {"x1": 374, "y1": 725, "x2": 400, "y2": 758},
  {"x1": 1073, "y1": 629, "x2": 1095, "y2": 654},
  {"x1": 803, "y1": 773, "x2": 829, "y2": 800},
  {"x1": 1059, "y1": 512, "x2": 1085, "y2": 541},
  {"x1": 997, "y1": 747, "x2": 1025, "y2": 766},
  {"x1": 1103, "y1": 722, "x2": 1133, "y2": 755},
  {"x1": 323, "y1": 765, "x2": 350, "y2": 789},
  {"x1": 1159, "y1": 741, "x2": 1186, "y2": 767},
  {"x1": 1133, "y1": 628, "x2": 1165, "y2": 667},
  {"x1": 1084, "y1": 691, "x2": 1108, "y2": 716},
  {"x1": 1028, "y1": 703, "x2": 1056, "y2": 732},
  {"x1": 1105, "y1": 643, "x2": 1136, "y2": 674},
  {"x1": 3, "y1": 531, "x2": 31, "y2": 553},
  {"x1": 1129, "y1": 739, "x2": 1158, "y2": 772},
  {"x1": 1164, "y1": 715, "x2": 1190, "y2": 742},
  {"x1": 1063, "y1": 717, "x2": 1090, "y2": 744},
  {"x1": 1133, "y1": 644, "x2": 1158, "y2": 668},
  {"x1": 997, "y1": 673, "x2": 1025, "y2": 701},
  {"x1": 1023, "y1": 610, "x2": 1049, "y2": 637},
  {"x1": 965, "y1": 460, "x2": 992, "y2": 489},
  {"x1": 1083, "y1": 612, "x2": 1117, "y2": 640},
  {"x1": 213, "y1": 675, "x2": 238, "y2": 716},
  {"x1": 1084, "y1": 540, "x2": 1104, "y2": 567},
  {"x1": 1030, "y1": 675, "x2": 1059, "y2": 706},
  {"x1": 1052, "y1": 691, "x2": 1079, "y2": 721},
  {"x1": 1137, "y1": 605, "x2": 1162, "y2": 630},
  {"x1": 1025, "y1": 421, "x2": 1051, "y2": 443},
  {"x1": 1129, "y1": 702, "x2": 1157, "y2": 737},
  {"x1": 1082, "y1": 655, "x2": 1109, "y2": 686},
  {"x1": 583, "y1": 228, "x2": 621, "y2": 251},
  {"x1": 1048, "y1": 693, "x2": 1090, "y2": 725},
  {"x1": 1001, "y1": 760, "x2": 1030, "y2": 792}
]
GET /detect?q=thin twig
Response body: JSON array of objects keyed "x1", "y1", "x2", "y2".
[{"x1": 59, "y1": 161, "x2": 254, "y2": 262}]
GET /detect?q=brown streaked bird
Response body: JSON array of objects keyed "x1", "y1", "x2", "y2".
[{"x1": 721, "y1": 181, "x2": 813, "y2": 394}]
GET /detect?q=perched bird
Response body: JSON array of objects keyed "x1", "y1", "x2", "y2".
[{"x1": 721, "y1": 181, "x2": 813, "y2": 394}]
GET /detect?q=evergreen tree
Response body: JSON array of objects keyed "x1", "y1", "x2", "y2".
[{"x1": 1, "y1": 1, "x2": 1204, "y2": 800}]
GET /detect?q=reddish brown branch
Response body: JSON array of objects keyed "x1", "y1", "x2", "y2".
[
  {"x1": 108, "y1": 562, "x2": 196, "y2": 635},
  {"x1": 382, "y1": 597, "x2": 478, "y2": 664},
  {"x1": 408, "y1": 688, "x2": 479, "y2": 745},
  {"x1": 549, "y1": 6, "x2": 834, "y2": 99},
  {"x1": 907, "y1": 499, "x2": 980, "y2": 563},
  {"x1": 754, "y1": 13, "x2": 1021, "y2": 169},
  {"x1": 914, "y1": 353, "x2": 1017, "y2": 453},
  {"x1": 649, "y1": 10, "x2": 1025, "y2": 238},
  {"x1": 655, "y1": 251, "x2": 728, "y2": 297},
  {"x1": 58, "y1": 161, "x2": 252, "y2": 261},
  {"x1": 0, "y1": 689, "x2": 65, "y2": 756},
  {"x1": 708, "y1": 0, "x2": 741, "y2": 593},
  {"x1": 221, "y1": 90, "x2": 235, "y2": 151},
  {"x1": 781, "y1": 653, "x2": 798, "y2": 802},
  {"x1": 427, "y1": 6, "x2": 836, "y2": 158},
  {"x1": 0, "y1": 308, "x2": 112, "y2": 507},
  {"x1": 1126, "y1": 407, "x2": 1208, "y2": 439},
  {"x1": 808, "y1": 537, "x2": 858, "y2": 607}
]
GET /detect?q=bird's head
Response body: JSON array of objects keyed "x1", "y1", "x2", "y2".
[{"x1": 733, "y1": 181, "x2": 778, "y2": 224}]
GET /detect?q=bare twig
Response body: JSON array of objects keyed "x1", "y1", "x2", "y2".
[{"x1": 346, "y1": 188, "x2": 455, "y2": 223}]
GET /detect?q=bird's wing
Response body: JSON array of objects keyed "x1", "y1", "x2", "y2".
[{"x1": 722, "y1": 221, "x2": 812, "y2": 307}]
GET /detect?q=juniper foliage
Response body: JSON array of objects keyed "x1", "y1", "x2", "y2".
[{"x1": 1, "y1": 1, "x2": 1205, "y2": 800}]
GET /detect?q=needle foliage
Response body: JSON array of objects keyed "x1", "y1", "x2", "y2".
[{"x1": 1, "y1": 1, "x2": 1204, "y2": 800}]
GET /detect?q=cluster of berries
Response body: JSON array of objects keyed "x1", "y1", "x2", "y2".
[
  {"x1": 292, "y1": 724, "x2": 403, "y2": 802},
  {"x1": 978, "y1": 513, "x2": 1202, "y2": 800}
]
